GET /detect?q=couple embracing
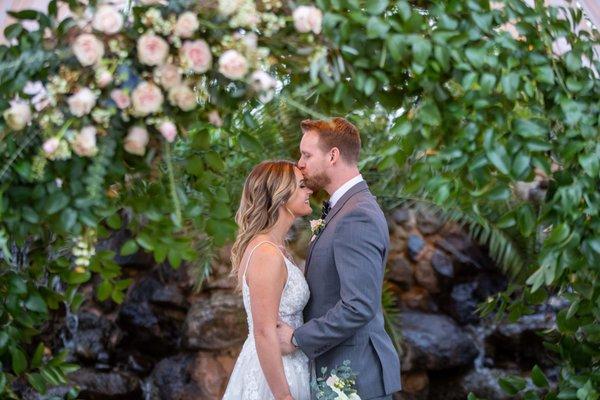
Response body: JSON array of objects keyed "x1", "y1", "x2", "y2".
[{"x1": 222, "y1": 117, "x2": 402, "y2": 400}]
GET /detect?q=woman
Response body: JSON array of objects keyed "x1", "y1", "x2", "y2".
[{"x1": 222, "y1": 160, "x2": 313, "y2": 400}]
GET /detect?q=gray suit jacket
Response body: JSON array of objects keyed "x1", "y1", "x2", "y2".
[{"x1": 294, "y1": 181, "x2": 402, "y2": 399}]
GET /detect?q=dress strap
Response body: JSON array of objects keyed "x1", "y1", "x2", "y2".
[{"x1": 241, "y1": 241, "x2": 286, "y2": 283}]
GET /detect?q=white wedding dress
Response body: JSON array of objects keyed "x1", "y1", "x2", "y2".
[{"x1": 222, "y1": 241, "x2": 312, "y2": 400}]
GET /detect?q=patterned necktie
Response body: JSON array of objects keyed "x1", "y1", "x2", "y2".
[{"x1": 321, "y1": 200, "x2": 331, "y2": 220}]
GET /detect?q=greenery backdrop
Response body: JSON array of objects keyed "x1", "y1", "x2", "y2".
[{"x1": 0, "y1": 0, "x2": 599, "y2": 398}]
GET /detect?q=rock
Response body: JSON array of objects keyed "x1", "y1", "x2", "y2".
[
  {"x1": 407, "y1": 234, "x2": 425, "y2": 261},
  {"x1": 416, "y1": 208, "x2": 444, "y2": 235},
  {"x1": 386, "y1": 256, "x2": 413, "y2": 288},
  {"x1": 486, "y1": 313, "x2": 556, "y2": 369},
  {"x1": 183, "y1": 292, "x2": 247, "y2": 350},
  {"x1": 117, "y1": 277, "x2": 187, "y2": 356},
  {"x1": 431, "y1": 250, "x2": 454, "y2": 278},
  {"x1": 190, "y1": 352, "x2": 231, "y2": 399},
  {"x1": 446, "y1": 282, "x2": 479, "y2": 325},
  {"x1": 399, "y1": 287, "x2": 433, "y2": 311},
  {"x1": 68, "y1": 368, "x2": 141, "y2": 398},
  {"x1": 392, "y1": 208, "x2": 410, "y2": 224},
  {"x1": 400, "y1": 311, "x2": 478, "y2": 371},
  {"x1": 68, "y1": 312, "x2": 120, "y2": 365},
  {"x1": 414, "y1": 261, "x2": 439, "y2": 293},
  {"x1": 395, "y1": 371, "x2": 429, "y2": 400}
]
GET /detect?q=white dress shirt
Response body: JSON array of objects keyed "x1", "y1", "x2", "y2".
[{"x1": 329, "y1": 174, "x2": 364, "y2": 208}]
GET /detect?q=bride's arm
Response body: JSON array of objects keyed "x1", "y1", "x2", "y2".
[{"x1": 247, "y1": 246, "x2": 294, "y2": 400}]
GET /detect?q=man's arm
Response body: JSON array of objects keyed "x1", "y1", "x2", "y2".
[{"x1": 292, "y1": 207, "x2": 385, "y2": 359}]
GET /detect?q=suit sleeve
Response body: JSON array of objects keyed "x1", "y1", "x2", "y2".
[{"x1": 293, "y1": 208, "x2": 385, "y2": 359}]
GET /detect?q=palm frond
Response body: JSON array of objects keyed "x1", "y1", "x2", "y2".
[{"x1": 382, "y1": 282, "x2": 404, "y2": 356}]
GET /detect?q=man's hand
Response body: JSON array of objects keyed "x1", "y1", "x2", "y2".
[{"x1": 276, "y1": 321, "x2": 297, "y2": 355}]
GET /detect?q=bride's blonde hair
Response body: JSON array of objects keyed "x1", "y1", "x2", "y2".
[{"x1": 230, "y1": 160, "x2": 298, "y2": 289}]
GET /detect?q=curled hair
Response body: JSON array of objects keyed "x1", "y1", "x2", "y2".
[{"x1": 230, "y1": 160, "x2": 298, "y2": 289}]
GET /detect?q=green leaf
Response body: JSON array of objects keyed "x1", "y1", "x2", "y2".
[
  {"x1": 168, "y1": 250, "x2": 182, "y2": 268},
  {"x1": 531, "y1": 365, "x2": 549, "y2": 388},
  {"x1": 106, "y1": 214, "x2": 122, "y2": 230},
  {"x1": 412, "y1": 37, "x2": 432, "y2": 65},
  {"x1": 46, "y1": 192, "x2": 69, "y2": 215},
  {"x1": 31, "y1": 342, "x2": 45, "y2": 369},
  {"x1": 498, "y1": 376, "x2": 526, "y2": 395},
  {"x1": 136, "y1": 233, "x2": 154, "y2": 251},
  {"x1": 533, "y1": 65, "x2": 554, "y2": 84},
  {"x1": 480, "y1": 73, "x2": 497, "y2": 94},
  {"x1": 465, "y1": 46, "x2": 486, "y2": 68},
  {"x1": 205, "y1": 152, "x2": 224, "y2": 171},
  {"x1": 58, "y1": 208, "x2": 77, "y2": 231},
  {"x1": 120, "y1": 240, "x2": 139, "y2": 256},
  {"x1": 97, "y1": 280, "x2": 112, "y2": 301},
  {"x1": 486, "y1": 145, "x2": 510, "y2": 175},
  {"x1": 501, "y1": 72, "x2": 520, "y2": 100},
  {"x1": 185, "y1": 156, "x2": 204, "y2": 176},
  {"x1": 0, "y1": 372, "x2": 6, "y2": 393},
  {"x1": 417, "y1": 99, "x2": 441, "y2": 126},
  {"x1": 366, "y1": 16, "x2": 389, "y2": 39},
  {"x1": 364, "y1": 77, "x2": 376, "y2": 96},
  {"x1": 9, "y1": 275, "x2": 27, "y2": 295},
  {"x1": 514, "y1": 119, "x2": 545, "y2": 138},
  {"x1": 10, "y1": 345, "x2": 28, "y2": 374},
  {"x1": 26, "y1": 372, "x2": 47, "y2": 393},
  {"x1": 25, "y1": 291, "x2": 48, "y2": 313},
  {"x1": 545, "y1": 223, "x2": 570, "y2": 246},
  {"x1": 366, "y1": 0, "x2": 388, "y2": 14}
]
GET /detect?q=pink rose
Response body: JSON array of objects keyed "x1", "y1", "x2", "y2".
[
  {"x1": 154, "y1": 63, "x2": 182, "y2": 89},
  {"x1": 96, "y1": 69, "x2": 113, "y2": 88},
  {"x1": 72, "y1": 33, "x2": 105, "y2": 66},
  {"x1": 131, "y1": 81, "x2": 164, "y2": 116},
  {"x1": 208, "y1": 109, "x2": 223, "y2": 127},
  {"x1": 72, "y1": 126, "x2": 98, "y2": 157},
  {"x1": 137, "y1": 33, "x2": 169, "y2": 66},
  {"x1": 167, "y1": 85, "x2": 197, "y2": 111},
  {"x1": 3, "y1": 101, "x2": 32, "y2": 130},
  {"x1": 218, "y1": 49, "x2": 248, "y2": 80},
  {"x1": 158, "y1": 120, "x2": 177, "y2": 142},
  {"x1": 174, "y1": 12, "x2": 199, "y2": 38},
  {"x1": 293, "y1": 6, "x2": 323, "y2": 34},
  {"x1": 124, "y1": 126, "x2": 149, "y2": 156},
  {"x1": 92, "y1": 5, "x2": 124, "y2": 35},
  {"x1": 110, "y1": 89, "x2": 131, "y2": 109},
  {"x1": 179, "y1": 39, "x2": 212, "y2": 73},
  {"x1": 68, "y1": 88, "x2": 97, "y2": 117},
  {"x1": 43, "y1": 137, "x2": 60, "y2": 156},
  {"x1": 249, "y1": 70, "x2": 277, "y2": 92}
]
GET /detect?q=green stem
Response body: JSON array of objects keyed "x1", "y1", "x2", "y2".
[
  {"x1": 164, "y1": 142, "x2": 182, "y2": 227},
  {"x1": 281, "y1": 95, "x2": 329, "y2": 119}
]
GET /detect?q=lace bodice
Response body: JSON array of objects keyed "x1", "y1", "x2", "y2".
[{"x1": 241, "y1": 241, "x2": 310, "y2": 334}]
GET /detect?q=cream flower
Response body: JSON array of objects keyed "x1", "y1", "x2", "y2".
[
  {"x1": 218, "y1": 50, "x2": 248, "y2": 80},
  {"x1": 3, "y1": 101, "x2": 32, "y2": 130},
  {"x1": 131, "y1": 81, "x2": 164, "y2": 116},
  {"x1": 92, "y1": 5, "x2": 124, "y2": 35},
  {"x1": 43, "y1": 137, "x2": 60, "y2": 156},
  {"x1": 154, "y1": 63, "x2": 182, "y2": 89},
  {"x1": 293, "y1": 6, "x2": 323, "y2": 34},
  {"x1": 158, "y1": 120, "x2": 177, "y2": 142},
  {"x1": 72, "y1": 126, "x2": 98, "y2": 157},
  {"x1": 72, "y1": 33, "x2": 105, "y2": 66},
  {"x1": 110, "y1": 89, "x2": 131, "y2": 109},
  {"x1": 167, "y1": 85, "x2": 197, "y2": 111},
  {"x1": 124, "y1": 126, "x2": 149, "y2": 156},
  {"x1": 174, "y1": 12, "x2": 199, "y2": 38},
  {"x1": 137, "y1": 32, "x2": 169, "y2": 66},
  {"x1": 67, "y1": 88, "x2": 97, "y2": 117},
  {"x1": 218, "y1": 0, "x2": 245, "y2": 16}
]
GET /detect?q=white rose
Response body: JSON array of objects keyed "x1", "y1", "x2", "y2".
[
  {"x1": 43, "y1": 137, "x2": 60, "y2": 156},
  {"x1": 249, "y1": 70, "x2": 277, "y2": 92},
  {"x1": 218, "y1": 0, "x2": 244, "y2": 16},
  {"x1": 110, "y1": 89, "x2": 131, "y2": 109},
  {"x1": 72, "y1": 33, "x2": 105, "y2": 66},
  {"x1": 96, "y1": 68, "x2": 113, "y2": 88},
  {"x1": 218, "y1": 50, "x2": 248, "y2": 80},
  {"x1": 68, "y1": 88, "x2": 97, "y2": 117},
  {"x1": 207, "y1": 109, "x2": 223, "y2": 127},
  {"x1": 348, "y1": 393, "x2": 361, "y2": 400},
  {"x1": 92, "y1": 5, "x2": 124, "y2": 35},
  {"x1": 293, "y1": 6, "x2": 323, "y2": 34},
  {"x1": 167, "y1": 85, "x2": 197, "y2": 111},
  {"x1": 140, "y1": 0, "x2": 166, "y2": 4},
  {"x1": 131, "y1": 81, "x2": 164, "y2": 116},
  {"x1": 174, "y1": 12, "x2": 199, "y2": 38},
  {"x1": 154, "y1": 63, "x2": 181, "y2": 89},
  {"x1": 124, "y1": 126, "x2": 149, "y2": 156},
  {"x1": 179, "y1": 39, "x2": 212, "y2": 73},
  {"x1": 137, "y1": 33, "x2": 169, "y2": 66},
  {"x1": 72, "y1": 126, "x2": 98, "y2": 157},
  {"x1": 3, "y1": 101, "x2": 32, "y2": 130},
  {"x1": 158, "y1": 120, "x2": 177, "y2": 142}
]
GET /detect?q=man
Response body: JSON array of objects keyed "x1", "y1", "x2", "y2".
[{"x1": 277, "y1": 117, "x2": 402, "y2": 399}]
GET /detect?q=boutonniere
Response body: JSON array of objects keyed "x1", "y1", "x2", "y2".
[{"x1": 310, "y1": 218, "x2": 326, "y2": 239}]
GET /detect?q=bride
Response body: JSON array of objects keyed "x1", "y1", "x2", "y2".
[{"x1": 222, "y1": 160, "x2": 313, "y2": 400}]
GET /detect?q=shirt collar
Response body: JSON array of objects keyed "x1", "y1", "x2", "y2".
[{"x1": 329, "y1": 174, "x2": 364, "y2": 208}]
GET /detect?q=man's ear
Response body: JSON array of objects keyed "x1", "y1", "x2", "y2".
[{"x1": 330, "y1": 147, "x2": 340, "y2": 164}]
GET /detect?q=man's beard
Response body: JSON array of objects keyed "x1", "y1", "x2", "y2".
[{"x1": 304, "y1": 170, "x2": 330, "y2": 191}]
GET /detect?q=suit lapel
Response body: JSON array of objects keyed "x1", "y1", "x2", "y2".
[{"x1": 305, "y1": 181, "x2": 369, "y2": 275}]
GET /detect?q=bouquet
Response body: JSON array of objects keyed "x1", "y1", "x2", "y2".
[{"x1": 312, "y1": 360, "x2": 361, "y2": 400}]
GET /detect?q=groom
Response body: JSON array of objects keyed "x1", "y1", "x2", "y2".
[{"x1": 277, "y1": 117, "x2": 401, "y2": 399}]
